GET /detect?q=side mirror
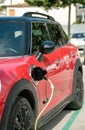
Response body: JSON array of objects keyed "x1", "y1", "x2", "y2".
[
  {"x1": 39, "y1": 41, "x2": 55, "y2": 54},
  {"x1": 36, "y1": 41, "x2": 55, "y2": 62}
]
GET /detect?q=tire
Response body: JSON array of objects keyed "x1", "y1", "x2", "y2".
[
  {"x1": 7, "y1": 97, "x2": 35, "y2": 130},
  {"x1": 67, "y1": 71, "x2": 84, "y2": 110}
]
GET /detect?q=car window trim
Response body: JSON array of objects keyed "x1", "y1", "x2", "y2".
[{"x1": 30, "y1": 21, "x2": 50, "y2": 54}]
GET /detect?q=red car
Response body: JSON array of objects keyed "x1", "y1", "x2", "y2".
[{"x1": 0, "y1": 12, "x2": 84, "y2": 130}]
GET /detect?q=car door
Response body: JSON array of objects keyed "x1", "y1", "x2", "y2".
[
  {"x1": 46, "y1": 23, "x2": 72, "y2": 108},
  {"x1": 46, "y1": 23, "x2": 65, "y2": 107},
  {"x1": 31, "y1": 21, "x2": 62, "y2": 114},
  {"x1": 58, "y1": 24, "x2": 76, "y2": 96}
]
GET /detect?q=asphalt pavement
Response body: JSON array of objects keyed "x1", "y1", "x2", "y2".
[{"x1": 39, "y1": 57, "x2": 85, "y2": 130}]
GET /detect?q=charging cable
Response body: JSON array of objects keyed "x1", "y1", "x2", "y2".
[{"x1": 34, "y1": 78, "x2": 54, "y2": 130}]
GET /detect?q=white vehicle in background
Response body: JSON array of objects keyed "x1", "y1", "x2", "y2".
[{"x1": 70, "y1": 32, "x2": 85, "y2": 50}]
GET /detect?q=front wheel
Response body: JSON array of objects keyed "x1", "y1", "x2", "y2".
[
  {"x1": 7, "y1": 97, "x2": 35, "y2": 130},
  {"x1": 67, "y1": 71, "x2": 84, "y2": 110}
]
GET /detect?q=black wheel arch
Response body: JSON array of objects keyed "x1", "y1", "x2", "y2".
[
  {"x1": 67, "y1": 58, "x2": 84, "y2": 109},
  {"x1": 69, "y1": 58, "x2": 83, "y2": 102},
  {"x1": 0, "y1": 79, "x2": 38, "y2": 130},
  {"x1": 74, "y1": 58, "x2": 83, "y2": 77},
  {"x1": 72, "y1": 58, "x2": 83, "y2": 96}
]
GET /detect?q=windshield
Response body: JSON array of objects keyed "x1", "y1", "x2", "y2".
[
  {"x1": 0, "y1": 22, "x2": 25, "y2": 57},
  {"x1": 72, "y1": 33, "x2": 85, "y2": 39}
]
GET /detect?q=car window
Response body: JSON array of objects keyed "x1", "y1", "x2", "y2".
[
  {"x1": 0, "y1": 22, "x2": 24, "y2": 57},
  {"x1": 47, "y1": 23, "x2": 63, "y2": 47},
  {"x1": 58, "y1": 24, "x2": 68, "y2": 45},
  {"x1": 31, "y1": 22, "x2": 49, "y2": 53}
]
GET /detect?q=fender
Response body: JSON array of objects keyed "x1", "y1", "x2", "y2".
[
  {"x1": 74, "y1": 58, "x2": 83, "y2": 76},
  {"x1": 0, "y1": 79, "x2": 38, "y2": 130}
]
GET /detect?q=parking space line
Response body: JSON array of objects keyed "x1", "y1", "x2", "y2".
[{"x1": 62, "y1": 103, "x2": 85, "y2": 130}]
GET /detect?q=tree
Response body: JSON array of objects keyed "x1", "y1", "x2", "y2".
[
  {"x1": 58, "y1": 0, "x2": 85, "y2": 37},
  {"x1": 25, "y1": 0, "x2": 85, "y2": 37}
]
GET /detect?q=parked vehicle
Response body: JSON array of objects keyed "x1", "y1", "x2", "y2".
[
  {"x1": 70, "y1": 32, "x2": 85, "y2": 50},
  {"x1": 0, "y1": 12, "x2": 84, "y2": 130}
]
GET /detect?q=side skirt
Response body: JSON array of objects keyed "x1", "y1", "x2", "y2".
[{"x1": 38, "y1": 95, "x2": 74, "y2": 128}]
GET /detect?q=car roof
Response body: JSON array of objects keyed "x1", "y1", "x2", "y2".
[
  {"x1": 0, "y1": 16, "x2": 56, "y2": 23},
  {"x1": 0, "y1": 12, "x2": 59, "y2": 24}
]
